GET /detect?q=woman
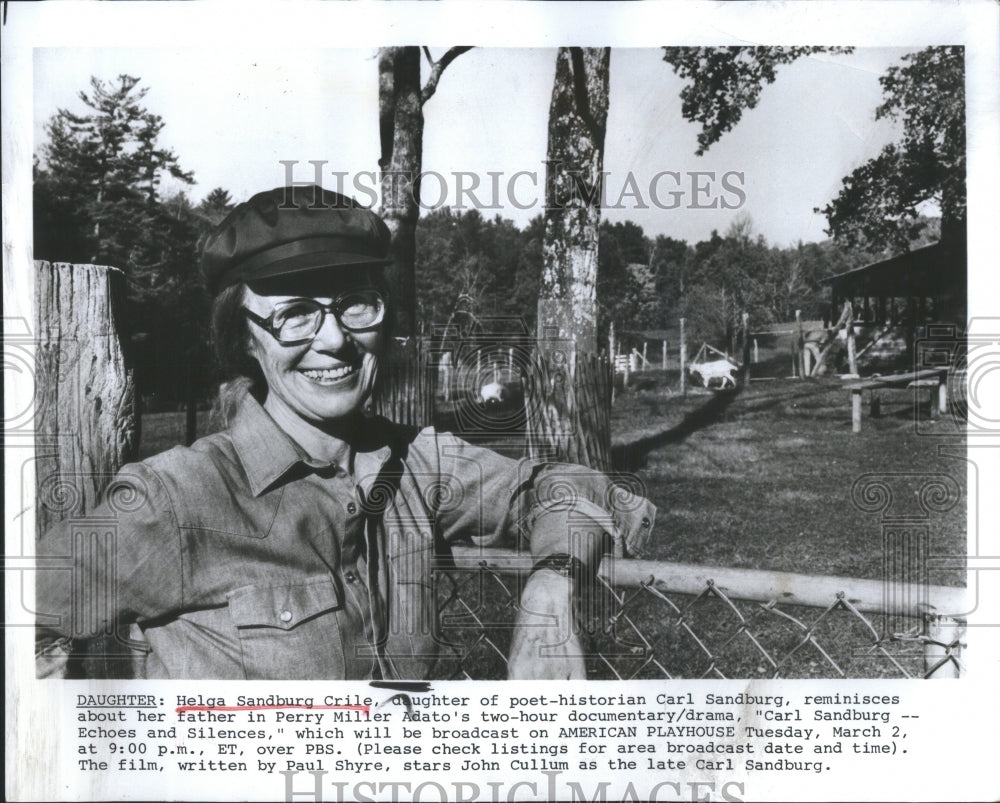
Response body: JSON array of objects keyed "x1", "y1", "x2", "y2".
[{"x1": 36, "y1": 185, "x2": 655, "y2": 680}]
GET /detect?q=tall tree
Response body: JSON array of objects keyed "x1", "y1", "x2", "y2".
[
  {"x1": 817, "y1": 46, "x2": 965, "y2": 253},
  {"x1": 34, "y1": 75, "x2": 215, "y2": 422},
  {"x1": 378, "y1": 46, "x2": 471, "y2": 342},
  {"x1": 528, "y1": 48, "x2": 612, "y2": 471},
  {"x1": 197, "y1": 187, "x2": 235, "y2": 226},
  {"x1": 537, "y1": 47, "x2": 611, "y2": 353},
  {"x1": 35, "y1": 74, "x2": 194, "y2": 270}
]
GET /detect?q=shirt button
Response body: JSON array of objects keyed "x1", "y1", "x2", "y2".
[
  {"x1": 347, "y1": 502, "x2": 358, "y2": 515},
  {"x1": 641, "y1": 516, "x2": 651, "y2": 528},
  {"x1": 345, "y1": 571, "x2": 357, "y2": 583},
  {"x1": 279, "y1": 610, "x2": 292, "y2": 623}
]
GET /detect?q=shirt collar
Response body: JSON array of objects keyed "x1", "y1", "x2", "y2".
[{"x1": 230, "y1": 393, "x2": 394, "y2": 497}]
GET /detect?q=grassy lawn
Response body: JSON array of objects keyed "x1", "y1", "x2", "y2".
[{"x1": 611, "y1": 375, "x2": 965, "y2": 589}]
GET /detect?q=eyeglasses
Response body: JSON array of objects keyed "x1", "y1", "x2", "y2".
[{"x1": 243, "y1": 290, "x2": 386, "y2": 344}]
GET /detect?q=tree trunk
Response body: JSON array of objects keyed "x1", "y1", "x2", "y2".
[
  {"x1": 378, "y1": 46, "x2": 423, "y2": 344},
  {"x1": 35, "y1": 262, "x2": 138, "y2": 534},
  {"x1": 529, "y1": 48, "x2": 612, "y2": 470},
  {"x1": 537, "y1": 47, "x2": 611, "y2": 352}
]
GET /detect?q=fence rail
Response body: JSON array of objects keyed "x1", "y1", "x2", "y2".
[{"x1": 431, "y1": 546, "x2": 966, "y2": 681}]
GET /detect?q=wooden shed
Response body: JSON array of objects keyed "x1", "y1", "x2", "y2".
[{"x1": 822, "y1": 237, "x2": 967, "y2": 328}]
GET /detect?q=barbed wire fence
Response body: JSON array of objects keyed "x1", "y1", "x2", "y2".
[{"x1": 428, "y1": 547, "x2": 966, "y2": 681}]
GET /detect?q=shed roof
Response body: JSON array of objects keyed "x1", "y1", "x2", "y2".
[{"x1": 821, "y1": 240, "x2": 965, "y2": 297}]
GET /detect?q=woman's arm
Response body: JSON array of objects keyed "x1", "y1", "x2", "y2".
[
  {"x1": 507, "y1": 510, "x2": 609, "y2": 679},
  {"x1": 427, "y1": 430, "x2": 656, "y2": 679}
]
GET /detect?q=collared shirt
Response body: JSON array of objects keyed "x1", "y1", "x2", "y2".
[{"x1": 36, "y1": 394, "x2": 656, "y2": 679}]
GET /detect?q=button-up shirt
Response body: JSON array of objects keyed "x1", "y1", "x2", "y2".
[{"x1": 36, "y1": 394, "x2": 656, "y2": 679}]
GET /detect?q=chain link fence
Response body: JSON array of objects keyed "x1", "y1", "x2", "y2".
[{"x1": 428, "y1": 547, "x2": 966, "y2": 681}]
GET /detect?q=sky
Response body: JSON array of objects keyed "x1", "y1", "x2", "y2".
[{"x1": 34, "y1": 46, "x2": 913, "y2": 248}]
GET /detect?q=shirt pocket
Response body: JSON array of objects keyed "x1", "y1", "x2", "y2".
[{"x1": 227, "y1": 575, "x2": 346, "y2": 679}]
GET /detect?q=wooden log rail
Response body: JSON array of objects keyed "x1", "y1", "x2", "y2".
[{"x1": 847, "y1": 367, "x2": 949, "y2": 433}]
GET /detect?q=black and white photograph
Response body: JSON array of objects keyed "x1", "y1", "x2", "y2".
[{"x1": 5, "y1": 2, "x2": 1000, "y2": 801}]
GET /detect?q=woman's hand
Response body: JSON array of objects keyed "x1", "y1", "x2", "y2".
[{"x1": 507, "y1": 571, "x2": 586, "y2": 680}]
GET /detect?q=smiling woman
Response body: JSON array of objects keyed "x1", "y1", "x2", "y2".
[{"x1": 35, "y1": 184, "x2": 657, "y2": 681}]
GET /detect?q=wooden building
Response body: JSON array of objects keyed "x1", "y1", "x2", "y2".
[{"x1": 822, "y1": 238, "x2": 967, "y2": 328}]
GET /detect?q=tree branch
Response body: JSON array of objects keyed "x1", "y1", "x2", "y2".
[
  {"x1": 569, "y1": 47, "x2": 607, "y2": 144},
  {"x1": 421, "y1": 46, "x2": 473, "y2": 105},
  {"x1": 377, "y1": 48, "x2": 396, "y2": 171}
]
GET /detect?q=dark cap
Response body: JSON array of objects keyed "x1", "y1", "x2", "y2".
[{"x1": 200, "y1": 185, "x2": 392, "y2": 294}]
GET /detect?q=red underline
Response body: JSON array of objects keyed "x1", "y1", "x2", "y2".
[{"x1": 175, "y1": 704, "x2": 370, "y2": 714}]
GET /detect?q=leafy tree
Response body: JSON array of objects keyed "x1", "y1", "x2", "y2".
[
  {"x1": 597, "y1": 221, "x2": 654, "y2": 343},
  {"x1": 415, "y1": 207, "x2": 542, "y2": 339},
  {"x1": 662, "y1": 47, "x2": 853, "y2": 155},
  {"x1": 35, "y1": 74, "x2": 194, "y2": 271},
  {"x1": 650, "y1": 235, "x2": 692, "y2": 301},
  {"x1": 197, "y1": 187, "x2": 235, "y2": 226},
  {"x1": 817, "y1": 47, "x2": 965, "y2": 253},
  {"x1": 33, "y1": 75, "x2": 227, "y2": 436}
]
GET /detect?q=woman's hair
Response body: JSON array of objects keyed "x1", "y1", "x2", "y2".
[{"x1": 210, "y1": 283, "x2": 265, "y2": 426}]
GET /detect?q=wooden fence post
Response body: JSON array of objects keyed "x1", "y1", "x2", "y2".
[
  {"x1": 741, "y1": 312, "x2": 750, "y2": 382},
  {"x1": 662, "y1": 339, "x2": 667, "y2": 370},
  {"x1": 35, "y1": 262, "x2": 138, "y2": 534},
  {"x1": 371, "y1": 343, "x2": 435, "y2": 427},
  {"x1": 35, "y1": 261, "x2": 140, "y2": 678},
  {"x1": 796, "y1": 309, "x2": 806, "y2": 377},
  {"x1": 845, "y1": 301, "x2": 858, "y2": 376}
]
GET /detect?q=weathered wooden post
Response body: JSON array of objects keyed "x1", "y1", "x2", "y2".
[
  {"x1": 796, "y1": 309, "x2": 807, "y2": 377},
  {"x1": 741, "y1": 312, "x2": 750, "y2": 382},
  {"x1": 753, "y1": 338, "x2": 759, "y2": 364},
  {"x1": 679, "y1": 317, "x2": 686, "y2": 395},
  {"x1": 661, "y1": 339, "x2": 667, "y2": 370},
  {"x1": 35, "y1": 261, "x2": 140, "y2": 679},
  {"x1": 845, "y1": 301, "x2": 858, "y2": 376},
  {"x1": 35, "y1": 262, "x2": 138, "y2": 534}
]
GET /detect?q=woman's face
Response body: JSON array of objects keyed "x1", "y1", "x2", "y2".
[{"x1": 242, "y1": 272, "x2": 384, "y2": 427}]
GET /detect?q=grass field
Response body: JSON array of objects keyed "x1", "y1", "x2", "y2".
[{"x1": 609, "y1": 374, "x2": 965, "y2": 588}]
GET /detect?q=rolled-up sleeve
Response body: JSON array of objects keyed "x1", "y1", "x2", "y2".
[{"x1": 431, "y1": 432, "x2": 656, "y2": 557}]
